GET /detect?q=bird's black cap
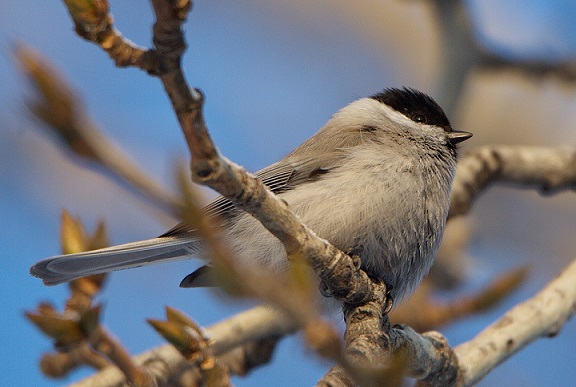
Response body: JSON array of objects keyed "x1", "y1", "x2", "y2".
[{"x1": 371, "y1": 87, "x2": 452, "y2": 132}]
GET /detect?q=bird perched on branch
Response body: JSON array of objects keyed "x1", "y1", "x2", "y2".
[{"x1": 31, "y1": 87, "x2": 471, "y2": 302}]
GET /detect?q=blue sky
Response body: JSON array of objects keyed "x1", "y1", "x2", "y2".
[{"x1": 2, "y1": 1, "x2": 576, "y2": 386}]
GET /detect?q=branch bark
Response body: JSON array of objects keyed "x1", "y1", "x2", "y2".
[
  {"x1": 72, "y1": 305, "x2": 297, "y2": 386},
  {"x1": 454, "y1": 258, "x2": 576, "y2": 385},
  {"x1": 450, "y1": 145, "x2": 576, "y2": 218}
]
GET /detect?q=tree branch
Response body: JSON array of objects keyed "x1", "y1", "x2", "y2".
[
  {"x1": 14, "y1": 44, "x2": 181, "y2": 217},
  {"x1": 72, "y1": 305, "x2": 297, "y2": 386},
  {"x1": 478, "y1": 51, "x2": 576, "y2": 82},
  {"x1": 63, "y1": 0, "x2": 158, "y2": 72},
  {"x1": 454, "y1": 258, "x2": 576, "y2": 385},
  {"x1": 450, "y1": 145, "x2": 576, "y2": 218}
]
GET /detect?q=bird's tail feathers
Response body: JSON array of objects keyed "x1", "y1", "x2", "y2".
[{"x1": 30, "y1": 236, "x2": 197, "y2": 286}]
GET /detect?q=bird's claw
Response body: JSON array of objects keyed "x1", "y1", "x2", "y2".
[{"x1": 383, "y1": 284, "x2": 394, "y2": 315}]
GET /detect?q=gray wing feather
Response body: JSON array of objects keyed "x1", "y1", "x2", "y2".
[
  {"x1": 204, "y1": 156, "x2": 340, "y2": 213},
  {"x1": 161, "y1": 160, "x2": 309, "y2": 237},
  {"x1": 30, "y1": 236, "x2": 197, "y2": 285},
  {"x1": 31, "y1": 151, "x2": 340, "y2": 286}
]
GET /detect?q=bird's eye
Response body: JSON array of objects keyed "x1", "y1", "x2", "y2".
[{"x1": 412, "y1": 114, "x2": 427, "y2": 124}]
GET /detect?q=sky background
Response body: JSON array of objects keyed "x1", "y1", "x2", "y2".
[{"x1": 1, "y1": 1, "x2": 576, "y2": 386}]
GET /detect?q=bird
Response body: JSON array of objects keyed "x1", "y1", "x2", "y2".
[{"x1": 30, "y1": 87, "x2": 471, "y2": 302}]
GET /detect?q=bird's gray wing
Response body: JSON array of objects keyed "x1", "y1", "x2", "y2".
[
  {"x1": 179, "y1": 156, "x2": 339, "y2": 287},
  {"x1": 31, "y1": 154, "x2": 340, "y2": 286},
  {"x1": 162, "y1": 157, "x2": 334, "y2": 237}
]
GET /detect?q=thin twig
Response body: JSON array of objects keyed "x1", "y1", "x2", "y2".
[{"x1": 15, "y1": 45, "x2": 181, "y2": 216}]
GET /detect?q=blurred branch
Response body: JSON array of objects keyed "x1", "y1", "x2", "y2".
[
  {"x1": 73, "y1": 305, "x2": 297, "y2": 386},
  {"x1": 430, "y1": 0, "x2": 479, "y2": 115},
  {"x1": 27, "y1": 212, "x2": 154, "y2": 386},
  {"x1": 430, "y1": 0, "x2": 576, "y2": 117},
  {"x1": 148, "y1": 306, "x2": 284, "y2": 385},
  {"x1": 427, "y1": 216, "x2": 472, "y2": 290},
  {"x1": 218, "y1": 337, "x2": 280, "y2": 377},
  {"x1": 14, "y1": 45, "x2": 181, "y2": 217},
  {"x1": 148, "y1": 306, "x2": 233, "y2": 386},
  {"x1": 478, "y1": 52, "x2": 576, "y2": 82},
  {"x1": 391, "y1": 266, "x2": 528, "y2": 332},
  {"x1": 39, "y1": 344, "x2": 111, "y2": 378},
  {"x1": 450, "y1": 145, "x2": 576, "y2": 218},
  {"x1": 454, "y1": 258, "x2": 576, "y2": 385}
]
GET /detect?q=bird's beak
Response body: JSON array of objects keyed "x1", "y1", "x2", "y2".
[{"x1": 448, "y1": 130, "x2": 473, "y2": 144}]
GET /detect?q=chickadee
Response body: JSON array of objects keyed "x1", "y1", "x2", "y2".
[{"x1": 30, "y1": 87, "x2": 471, "y2": 302}]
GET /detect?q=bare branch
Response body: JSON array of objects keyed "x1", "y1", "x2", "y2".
[
  {"x1": 317, "y1": 366, "x2": 356, "y2": 387},
  {"x1": 72, "y1": 305, "x2": 297, "y2": 386},
  {"x1": 478, "y1": 52, "x2": 576, "y2": 82},
  {"x1": 430, "y1": 0, "x2": 479, "y2": 115},
  {"x1": 450, "y1": 145, "x2": 576, "y2": 218},
  {"x1": 14, "y1": 45, "x2": 181, "y2": 216},
  {"x1": 217, "y1": 337, "x2": 280, "y2": 376},
  {"x1": 319, "y1": 324, "x2": 460, "y2": 386},
  {"x1": 62, "y1": 0, "x2": 158, "y2": 72},
  {"x1": 455, "y1": 258, "x2": 576, "y2": 385},
  {"x1": 72, "y1": 303, "x2": 462, "y2": 387}
]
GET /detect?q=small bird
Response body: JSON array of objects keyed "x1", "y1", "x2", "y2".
[{"x1": 30, "y1": 87, "x2": 471, "y2": 302}]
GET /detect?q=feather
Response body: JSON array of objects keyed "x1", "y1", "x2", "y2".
[{"x1": 30, "y1": 236, "x2": 197, "y2": 285}]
